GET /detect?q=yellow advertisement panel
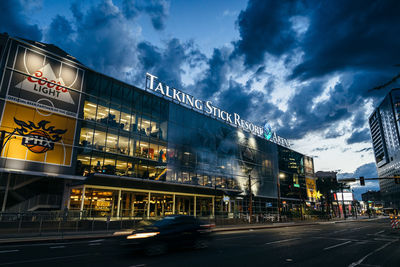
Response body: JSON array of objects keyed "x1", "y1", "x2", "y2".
[
  {"x1": 306, "y1": 177, "x2": 317, "y2": 199},
  {"x1": 0, "y1": 102, "x2": 76, "y2": 166}
]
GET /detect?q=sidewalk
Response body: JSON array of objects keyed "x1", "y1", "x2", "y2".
[{"x1": 0, "y1": 216, "x2": 384, "y2": 245}]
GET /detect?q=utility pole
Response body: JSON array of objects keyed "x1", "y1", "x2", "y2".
[
  {"x1": 341, "y1": 184, "x2": 347, "y2": 219},
  {"x1": 276, "y1": 175, "x2": 281, "y2": 222}
]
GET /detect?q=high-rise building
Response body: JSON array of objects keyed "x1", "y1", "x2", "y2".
[{"x1": 369, "y1": 88, "x2": 400, "y2": 209}]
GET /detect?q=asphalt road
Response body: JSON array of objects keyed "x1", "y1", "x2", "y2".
[{"x1": 0, "y1": 218, "x2": 399, "y2": 267}]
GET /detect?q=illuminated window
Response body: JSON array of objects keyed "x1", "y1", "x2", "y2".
[
  {"x1": 79, "y1": 128, "x2": 94, "y2": 147},
  {"x1": 83, "y1": 101, "x2": 97, "y2": 121},
  {"x1": 118, "y1": 135, "x2": 129, "y2": 155},
  {"x1": 93, "y1": 130, "x2": 106, "y2": 151},
  {"x1": 105, "y1": 133, "x2": 118, "y2": 153}
]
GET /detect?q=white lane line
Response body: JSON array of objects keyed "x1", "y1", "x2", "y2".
[
  {"x1": 323, "y1": 241, "x2": 351, "y2": 251},
  {"x1": 264, "y1": 238, "x2": 300, "y2": 245},
  {"x1": 374, "y1": 238, "x2": 398, "y2": 242},
  {"x1": 0, "y1": 250, "x2": 19, "y2": 254},
  {"x1": 49, "y1": 246, "x2": 65, "y2": 249},
  {"x1": 348, "y1": 241, "x2": 396, "y2": 267},
  {"x1": 375, "y1": 230, "x2": 384, "y2": 235},
  {"x1": 88, "y1": 243, "x2": 101, "y2": 246},
  {"x1": 88, "y1": 239, "x2": 104, "y2": 243}
]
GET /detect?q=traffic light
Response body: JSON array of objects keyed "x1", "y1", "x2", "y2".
[
  {"x1": 360, "y1": 176, "x2": 365, "y2": 186},
  {"x1": 395, "y1": 176, "x2": 400, "y2": 184}
]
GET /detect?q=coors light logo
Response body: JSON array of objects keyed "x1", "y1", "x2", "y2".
[
  {"x1": 16, "y1": 64, "x2": 75, "y2": 104},
  {"x1": 14, "y1": 117, "x2": 67, "y2": 153}
]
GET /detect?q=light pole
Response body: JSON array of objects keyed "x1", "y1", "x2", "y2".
[
  {"x1": 277, "y1": 173, "x2": 282, "y2": 222},
  {"x1": 248, "y1": 174, "x2": 252, "y2": 223}
]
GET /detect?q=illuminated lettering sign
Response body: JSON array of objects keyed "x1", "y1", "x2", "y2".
[{"x1": 145, "y1": 73, "x2": 290, "y2": 147}]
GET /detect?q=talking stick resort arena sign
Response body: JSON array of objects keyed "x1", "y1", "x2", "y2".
[
  {"x1": 0, "y1": 44, "x2": 84, "y2": 168},
  {"x1": 146, "y1": 73, "x2": 290, "y2": 147}
]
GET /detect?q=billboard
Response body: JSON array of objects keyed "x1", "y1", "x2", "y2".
[
  {"x1": 306, "y1": 177, "x2": 316, "y2": 199},
  {"x1": 335, "y1": 192, "x2": 354, "y2": 201},
  {"x1": 3, "y1": 45, "x2": 84, "y2": 118},
  {"x1": 0, "y1": 42, "x2": 84, "y2": 171},
  {"x1": 0, "y1": 102, "x2": 76, "y2": 166}
]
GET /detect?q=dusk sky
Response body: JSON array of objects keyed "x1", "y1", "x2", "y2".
[{"x1": 2, "y1": 0, "x2": 400, "y2": 197}]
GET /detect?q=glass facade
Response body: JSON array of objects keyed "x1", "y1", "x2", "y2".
[
  {"x1": 369, "y1": 89, "x2": 400, "y2": 209},
  {"x1": 0, "y1": 35, "x2": 315, "y2": 217},
  {"x1": 76, "y1": 72, "x2": 168, "y2": 180}
]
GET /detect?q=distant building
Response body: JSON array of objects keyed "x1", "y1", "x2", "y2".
[
  {"x1": 369, "y1": 88, "x2": 400, "y2": 209},
  {"x1": 315, "y1": 171, "x2": 337, "y2": 180},
  {"x1": 361, "y1": 190, "x2": 381, "y2": 202}
]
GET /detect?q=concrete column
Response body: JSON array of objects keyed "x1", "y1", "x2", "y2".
[
  {"x1": 194, "y1": 196, "x2": 197, "y2": 217},
  {"x1": 147, "y1": 192, "x2": 151, "y2": 218},
  {"x1": 172, "y1": 194, "x2": 176, "y2": 214},
  {"x1": 79, "y1": 186, "x2": 86, "y2": 219},
  {"x1": 116, "y1": 190, "x2": 122, "y2": 218},
  {"x1": 1, "y1": 173, "x2": 11, "y2": 212}
]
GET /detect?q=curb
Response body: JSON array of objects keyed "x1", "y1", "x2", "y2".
[
  {"x1": 0, "y1": 217, "x2": 385, "y2": 244},
  {"x1": 212, "y1": 222, "x2": 319, "y2": 232}
]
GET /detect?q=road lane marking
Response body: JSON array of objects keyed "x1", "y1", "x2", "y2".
[
  {"x1": 264, "y1": 238, "x2": 300, "y2": 245},
  {"x1": 373, "y1": 238, "x2": 398, "y2": 242},
  {"x1": 375, "y1": 230, "x2": 384, "y2": 235},
  {"x1": 0, "y1": 250, "x2": 19, "y2": 254},
  {"x1": 49, "y1": 246, "x2": 65, "y2": 249},
  {"x1": 88, "y1": 243, "x2": 101, "y2": 246},
  {"x1": 323, "y1": 241, "x2": 351, "y2": 250},
  {"x1": 88, "y1": 239, "x2": 104, "y2": 243},
  {"x1": 216, "y1": 236, "x2": 247, "y2": 241},
  {"x1": 348, "y1": 241, "x2": 396, "y2": 267}
]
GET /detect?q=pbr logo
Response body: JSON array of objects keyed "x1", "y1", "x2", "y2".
[{"x1": 13, "y1": 118, "x2": 67, "y2": 153}]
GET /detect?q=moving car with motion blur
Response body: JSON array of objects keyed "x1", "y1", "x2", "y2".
[{"x1": 116, "y1": 215, "x2": 214, "y2": 256}]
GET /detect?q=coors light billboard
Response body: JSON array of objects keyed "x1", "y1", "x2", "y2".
[{"x1": 4, "y1": 45, "x2": 84, "y2": 117}]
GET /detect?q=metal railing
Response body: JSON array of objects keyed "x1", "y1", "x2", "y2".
[{"x1": 7, "y1": 194, "x2": 61, "y2": 212}]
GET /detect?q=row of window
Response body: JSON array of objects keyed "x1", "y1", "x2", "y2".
[
  {"x1": 77, "y1": 153, "x2": 166, "y2": 178},
  {"x1": 84, "y1": 72, "x2": 168, "y2": 119},
  {"x1": 79, "y1": 127, "x2": 167, "y2": 161},
  {"x1": 83, "y1": 101, "x2": 168, "y2": 140}
]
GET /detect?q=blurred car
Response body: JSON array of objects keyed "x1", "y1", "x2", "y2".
[{"x1": 116, "y1": 215, "x2": 214, "y2": 256}]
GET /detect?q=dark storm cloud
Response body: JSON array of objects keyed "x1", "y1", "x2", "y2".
[
  {"x1": 217, "y1": 79, "x2": 264, "y2": 119},
  {"x1": 46, "y1": 15, "x2": 74, "y2": 48},
  {"x1": 276, "y1": 70, "x2": 396, "y2": 140},
  {"x1": 291, "y1": 0, "x2": 400, "y2": 80},
  {"x1": 122, "y1": 0, "x2": 169, "y2": 30},
  {"x1": 0, "y1": 0, "x2": 42, "y2": 40},
  {"x1": 228, "y1": 0, "x2": 400, "y2": 142},
  {"x1": 356, "y1": 147, "x2": 372, "y2": 153},
  {"x1": 195, "y1": 48, "x2": 230, "y2": 99},
  {"x1": 137, "y1": 38, "x2": 204, "y2": 89},
  {"x1": 312, "y1": 147, "x2": 329, "y2": 152},
  {"x1": 337, "y1": 162, "x2": 379, "y2": 200},
  {"x1": 324, "y1": 128, "x2": 344, "y2": 139},
  {"x1": 44, "y1": 0, "x2": 191, "y2": 87},
  {"x1": 346, "y1": 129, "x2": 371, "y2": 145},
  {"x1": 232, "y1": 0, "x2": 305, "y2": 67}
]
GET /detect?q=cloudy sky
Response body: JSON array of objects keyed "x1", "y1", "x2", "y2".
[{"x1": 2, "y1": 0, "x2": 400, "y2": 197}]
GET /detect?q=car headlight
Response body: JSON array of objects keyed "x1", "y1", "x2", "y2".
[{"x1": 126, "y1": 232, "x2": 160, "y2": 239}]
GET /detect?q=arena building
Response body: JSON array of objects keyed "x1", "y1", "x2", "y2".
[{"x1": 0, "y1": 34, "x2": 316, "y2": 219}]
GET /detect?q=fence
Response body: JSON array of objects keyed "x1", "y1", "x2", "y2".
[{"x1": 0, "y1": 210, "x2": 333, "y2": 236}]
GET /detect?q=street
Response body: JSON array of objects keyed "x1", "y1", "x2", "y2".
[{"x1": 0, "y1": 218, "x2": 399, "y2": 267}]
